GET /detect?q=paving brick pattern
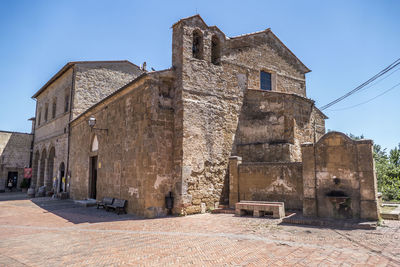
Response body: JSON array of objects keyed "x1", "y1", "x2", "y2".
[{"x1": 0, "y1": 195, "x2": 399, "y2": 266}]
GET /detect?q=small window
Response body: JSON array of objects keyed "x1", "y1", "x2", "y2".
[
  {"x1": 44, "y1": 103, "x2": 49, "y2": 122},
  {"x1": 211, "y1": 35, "x2": 221, "y2": 65},
  {"x1": 65, "y1": 94, "x2": 69, "y2": 113},
  {"x1": 37, "y1": 109, "x2": 42, "y2": 126},
  {"x1": 52, "y1": 98, "x2": 57, "y2": 119},
  {"x1": 192, "y1": 30, "x2": 203, "y2": 60},
  {"x1": 260, "y1": 71, "x2": 272, "y2": 91}
]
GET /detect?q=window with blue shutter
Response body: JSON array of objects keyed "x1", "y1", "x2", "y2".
[{"x1": 260, "y1": 71, "x2": 272, "y2": 91}]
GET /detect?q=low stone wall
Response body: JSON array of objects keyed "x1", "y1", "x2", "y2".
[{"x1": 229, "y1": 157, "x2": 303, "y2": 210}]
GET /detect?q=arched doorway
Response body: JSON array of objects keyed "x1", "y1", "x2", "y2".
[
  {"x1": 46, "y1": 147, "x2": 55, "y2": 191},
  {"x1": 31, "y1": 151, "x2": 40, "y2": 189},
  {"x1": 89, "y1": 134, "x2": 98, "y2": 199},
  {"x1": 59, "y1": 162, "x2": 65, "y2": 193},
  {"x1": 38, "y1": 149, "x2": 47, "y2": 189}
]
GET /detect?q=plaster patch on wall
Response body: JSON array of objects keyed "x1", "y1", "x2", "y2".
[
  {"x1": 154, "y1": 175, "x2": 168, "y2": 189},
  {"x1": 128, "y1": 187, "x2": 139, "y2": 198},
  {"x1": 266, "y1": 178, "x2": 296, "y2": 193}
]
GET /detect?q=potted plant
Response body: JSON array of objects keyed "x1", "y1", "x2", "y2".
[{"x1": 20, "y1": 178, "x2": 30, "y2": 193}]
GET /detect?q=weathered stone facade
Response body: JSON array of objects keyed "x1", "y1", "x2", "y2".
[
  {"x1": 70, "y1": 71, "x2": 175, "y2": 217},
  {"x1": 67, "y1": 15, "x2": 332, "y2": 217},
  {"x1": 31, "y1": 61, "x2": 143, "y2": 196},
  {"x1": 301, "y1": 132, "x2": 379, "y2": 220},
  {"x1": 0, "y1": 131, "x2": 33, "y2": 191}
]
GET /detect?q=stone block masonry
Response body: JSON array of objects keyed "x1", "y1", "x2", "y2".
[
  {"x1": 0, "y1": 131, "x2": 33, "y2": 191},
  {"x1": 301, "y1": 132, "x2": 379, "y2": 220}
]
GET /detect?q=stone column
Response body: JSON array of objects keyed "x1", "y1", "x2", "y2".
[
  {"x1": 301, "y1": 143, "x2": 317, "y2": 217},
  {"x1": 41, "y1": 158, "x2": 48, "y2": 189},
  {"x1": 229, "y1": 156, "x2": 242, "y2": 209},
  {"x1": 35, "y1": 163, "x2": 41, "y2": 189},
  {"x1": 357, "y1": 141, "x2": 379, "y2": 220}
]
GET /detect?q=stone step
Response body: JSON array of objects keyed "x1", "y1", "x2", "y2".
[
  {"x1": 281, "y1": 212, "x2": 377, "y2": 230},
  {"x1": 211, "y1": 208, "x2": 235, "y2": 214}
]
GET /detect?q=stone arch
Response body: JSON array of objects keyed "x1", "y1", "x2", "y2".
[
  {"x1": 38, "y1": 148, "x2": 47, "y2": 188},
  {"x1": 31, "y1": 150, "x2": 40, "y2": 189},
  {"x1": 211, "y1": 35, "x2": 221, "y2": 65},
  {"x1": 46, "y1": 147, "x2": 55, "y2": 191},
  {"x1": 316, "y1": 131, "x2": 356, "y2": 147},
  {"x1": 192, "y1": 29, "x2": 204, "y2": 60}
]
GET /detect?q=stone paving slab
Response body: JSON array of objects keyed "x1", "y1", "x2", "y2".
[{"x1": 0, "y1": 197, "x2": 399, "y2": 266}]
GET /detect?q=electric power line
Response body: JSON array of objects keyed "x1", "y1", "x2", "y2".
[
  {"x1": 326, "y1": 81, "x2": 400, "y2": 111},
  {"x1": 320, "y1": 58, "x2": 400, "y2": 110}
]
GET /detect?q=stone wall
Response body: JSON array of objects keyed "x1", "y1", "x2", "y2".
[
  {"x1": 234, "y1": 90, "x2": 325, "y2": 163},
  {"x1": 0, "y1": 131, "x2": 33, "y2": 191},
  {"x1": 70, "y1": 72, "x2": 175, "y2": 218},
  {"x1": 171, "y1": 15, "x2": 324, "y2": 214},
  {"x1": 228, "y1": 157, "x2": 303, "y2": 210},
  {"x1": 33, "y1": 67, "x2": 73, "y2": 192},
  {"x1": 33, "y1": 61, "x2": 143, "y2": 193},
  {"x1": 301, "y1": 132, "x2": 379, "y2": 220},
  {"x1": 72, "y1": 62, "x2": 143, "y2": 120}
]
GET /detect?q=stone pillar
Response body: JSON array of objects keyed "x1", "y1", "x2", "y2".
[
  {"x1": 301, "y1": 143, "x2": 317, "y2": 217},
  {"x1": 357, "y1": 141, "x2": 379, "y2": 220},
  {"x1": 229, "y1": 156, "x2": 242, "y2": 209},
  {"x1": 35, "y1": 163, "x2": 41, "y2": 189}
]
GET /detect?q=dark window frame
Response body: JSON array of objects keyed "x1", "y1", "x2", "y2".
[
  {"x1": 260, "y1": 71, "x2": 272, "y2": 91},
  {"x1": 52, "y1": 98, "x2": 57, "y2": 119}
]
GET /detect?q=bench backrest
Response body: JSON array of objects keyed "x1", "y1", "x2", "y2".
[
  {"x1": 113, "y1": 199, "x2": 126, "y2": 207},
  {"x1": 239, "y1": 201, "x2": 284, "y2": 206},
  {"x1": 103, "y1": 197, "x2": 114, "y2": 205}
]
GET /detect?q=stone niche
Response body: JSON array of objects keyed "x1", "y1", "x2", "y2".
[{"x1": 301, "y1": 132, "x2": 379, "y2": 220}]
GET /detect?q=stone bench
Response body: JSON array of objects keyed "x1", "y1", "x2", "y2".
[{"x1": 235, "y1": 201, "x2": 285, "y2": 218}]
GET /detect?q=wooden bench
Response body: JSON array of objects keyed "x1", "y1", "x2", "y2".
[
  {"x1": 97, "y1": 197, "x2": 114, "y2": 209},
  {"x1": 235, "y1": 201, "x2": 285, "y2": 218},
  {"x1": 106, "y1": 198, "x2": 127, "y2": 215}
]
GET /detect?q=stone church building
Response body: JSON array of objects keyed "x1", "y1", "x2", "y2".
[{"x1": 30, "y1": 15, "x2": 379, "y2": 220}]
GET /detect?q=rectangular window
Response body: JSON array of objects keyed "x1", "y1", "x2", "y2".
[
  {"x1": 52, "y1": 98, "x2": 57, "y2": 119},
  {"x1": 38, "y1": 110, "x2": 41, "y2": 126},
  {"x1": 260, "y1": 71, "x2": 272, "y2": 91},
  {"x1": 44, "y1": 103, "x2": 48, "y2": 122},
  {"x1": 65, "y1": 94, "x2": 69, "y2": 113}
]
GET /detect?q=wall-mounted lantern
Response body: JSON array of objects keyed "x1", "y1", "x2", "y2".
[{"x1": 88, "y1": 116, "x2": 108, "y2": 134}]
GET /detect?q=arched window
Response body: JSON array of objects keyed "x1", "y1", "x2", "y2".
[
  {"x1": 192, "y1": 30, "x2": 203, "y2": 60},
  {"x1": 211, "y1": 35, "x2": 221, "y2": 65},
  {"x1": 91, "y1": 135, "x2": 99, "y2": 152}
]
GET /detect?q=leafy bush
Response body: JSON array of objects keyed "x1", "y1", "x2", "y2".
[
  {"x1": 374, "y1": 144, "x2": 400, "y2": 201},
  {"x1": 20, "y1": 178, "x2": 30, "y2": 189}
]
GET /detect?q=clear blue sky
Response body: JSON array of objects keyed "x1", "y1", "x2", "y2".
[{"x1": 0, "y1": 0, "x2": 399, "y2": 150}]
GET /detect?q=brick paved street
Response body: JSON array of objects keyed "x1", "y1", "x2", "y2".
[{"x1": 0, "y1": 194, "x2": 399, "y2": 266}]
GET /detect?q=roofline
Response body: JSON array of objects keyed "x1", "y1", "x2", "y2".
[
  {"x1": 0, "y1": 130, "x2": 33, "y2": 135},
  {"x1": 171, "y1": 14, "x2": 207, "y2": 28},
  {"x1": 31, "y1": 60, "x2": 140, "y2": 99},
  {"x1": 229, "y1": 29, "x2": 311, "y2": 74},
  {"x1": 70, "y1": 72, "x2": 149, "y2": 125},
  {"x1": 267, "y1": 30, "x2": 311, "y2": 73},
  {"x1": 70, "y1": 67, "x2": 174, "y2": 125}
]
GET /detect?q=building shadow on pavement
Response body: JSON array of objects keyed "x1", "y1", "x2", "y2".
[{"x1": 29, "y1": 197, "x2": 146, "y2": 224}]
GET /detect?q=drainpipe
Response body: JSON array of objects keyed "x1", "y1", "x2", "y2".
[
  {"x1": 66, "y1": 66, "x2": 76, "y2": 196},
  {"x1": 312, "y1": 103, "x2": 319, "y2": 217}
]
